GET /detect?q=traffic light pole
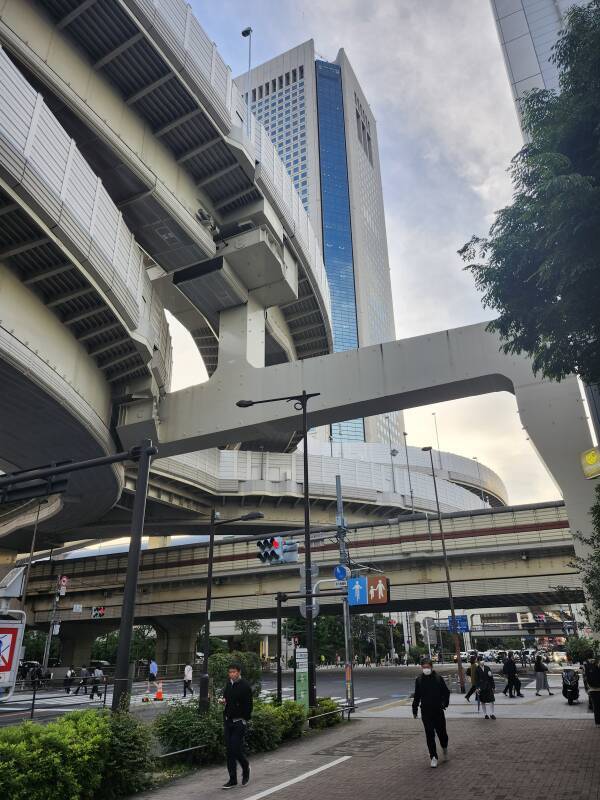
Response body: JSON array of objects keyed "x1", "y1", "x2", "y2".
[
  {"x1": 276, "y1": 591, "x2": 286, "y2": 704},
  {"x1": 112, "y1": 440, "x2": 155, "y2": 711},
  {"x1": 199, "y1": 508, "x2": 216, "y2": 713},
  {"x1": 301, "y1": 392, "x2": 317, "y2": 709},
  {"x1": 335, "y1": 475, "x2": 354, "y2": 708}
]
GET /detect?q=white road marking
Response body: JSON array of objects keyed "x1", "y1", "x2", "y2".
[{"x1": 241, "y1": 756, "x2": 351, "y2": 800}]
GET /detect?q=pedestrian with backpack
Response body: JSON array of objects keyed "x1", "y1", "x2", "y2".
[
  {"x1": 583, "y1": 652, "x2": 600, "y2": 725},
  {"x1": 412, "y1": 657, "x2": 450, "y2": 768}
]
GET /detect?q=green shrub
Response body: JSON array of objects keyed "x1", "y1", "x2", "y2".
[
  {"x1": 246, "y1": 703, "x2": 283, "y2": 753},
  {"x1": 209, "y1": 651, "x2": 262, "y2": 696},
  {"x1": 566, "y1": 635, "x2": 600, "y2": 664},
  {"x1": 274, "y1": 700, "x2": 306, "y2": 739},
  {"x1": 154, "y1": 700, "x2": 224, "y2": 763},
  {"x1": 0, "y1": 710, "x2": 109, "y2": 800},
  {"x1": 99, "y1": 712, "x2": 153, "y2": 798},
  {"x1": 309, "y1": 697, "x2": 342, "y2": 729}
]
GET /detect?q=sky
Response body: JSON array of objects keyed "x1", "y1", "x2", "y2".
[{"x1": 167, "y1": 0, "x2": 561, "y2": 504}]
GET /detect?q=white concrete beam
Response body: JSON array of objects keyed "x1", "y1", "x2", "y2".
[{"x1": 118, "y1": 321, "x2": 596, "y2": 554}]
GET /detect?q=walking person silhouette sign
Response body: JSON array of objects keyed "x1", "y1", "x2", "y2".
[{"x1": 348, "y1": 576, "x2": 389, "y2": 606}]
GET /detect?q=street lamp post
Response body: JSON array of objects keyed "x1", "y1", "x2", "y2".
[
  {"x1": 432, "y1": 412, "x2": 442, "y2": 469},
  {"x1": 422, "y1": 446, "x2": 465, "y2": 693},
  {"x1": 241, "y1": 27, "x2": 252, "y2": 138},
  {"x1": 237, "y1": 390, "x2": 320, "y2": 708},
  {"x1": 199, "y1": 509, "x2": 264, "y2": 713},
  {"x1": 402, "y1": 432, "x2": 414, "y2": 512}
]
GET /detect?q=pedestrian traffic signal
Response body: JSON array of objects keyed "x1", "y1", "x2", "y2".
[{"x1": 256, "y1": 537, "x2": 299, "y2": 564}]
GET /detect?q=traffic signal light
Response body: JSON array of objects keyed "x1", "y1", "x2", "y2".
[{"x1": 256, "y1": 537, "x2": 299, "y2": 564}]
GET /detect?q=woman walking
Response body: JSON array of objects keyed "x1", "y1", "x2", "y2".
[
  {"x1": 475, "y1": 656, "x2": 496, "y2": 719},
  {"x1": 534, "y1": 655, "x2": 554, "y2": 696}
]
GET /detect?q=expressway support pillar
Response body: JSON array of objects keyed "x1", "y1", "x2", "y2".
[
  {"x1": 154, "y1": 618, "x2": 199, "y2": 676},
  {"x1": 58, "y1": 624, "x2": 108, "y2": 669},
  {"x1": 218, "y1": 297, "x2": 265, "y2": 368}
]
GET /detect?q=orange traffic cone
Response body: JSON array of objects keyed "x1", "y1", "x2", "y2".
[{"x1": 154, "y1": 681, "x2": 164, "y2": 701}]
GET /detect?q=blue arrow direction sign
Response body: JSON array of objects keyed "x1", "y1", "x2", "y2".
[
  {"x1": 448, "y1": 614, "x2": 469, "y2": 633},
  {"x1": 334, "y1": 564, "x2": 348, "y2": 581},
  {"x1": 348, "y1": 576, "x2": 368, "y2": 606}
]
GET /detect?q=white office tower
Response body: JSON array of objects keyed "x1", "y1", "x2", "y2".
[
  {"x1": 490, "y1": 0, "x2": 585, "y2": 118},
  {"x1": 236, "y1": 41, "x2": 401, "y2": 445}
]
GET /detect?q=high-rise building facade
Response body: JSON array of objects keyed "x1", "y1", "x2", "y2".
[
  {"x1": 490, "y1": 0, "x2": 584, "y2": 117},
  {"x1": 236, "y1": 41, "x2": 401, "y2": 444}
]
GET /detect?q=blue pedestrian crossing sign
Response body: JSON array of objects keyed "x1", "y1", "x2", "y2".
[{"x1": 348, "y1": 576, "x2": 368, "y2": 606}]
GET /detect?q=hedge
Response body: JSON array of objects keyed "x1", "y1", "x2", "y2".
[
  {"x1": 208, "y1": 651, "x2": 262, "y2": 696},
  {"x1": 154, "y1": 698, "x2": 310, "y2": 762},
  {"x1": 0, "y1": 710, "x2": 151, "y2": 800}
]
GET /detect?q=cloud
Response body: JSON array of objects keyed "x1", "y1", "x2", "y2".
[{"x1": 177, "y1": 0, "x2": 558, "y2": 503}]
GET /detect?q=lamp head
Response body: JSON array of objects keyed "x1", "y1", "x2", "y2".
[
  {"x1": 236, "y1": 399, "x2": 254, "y2": 407},
  {"x1": 242, "y1": 27, "x2": 252, "y2": 37},
  {"x1": 241, "y1": 511, "x2": 264, "y2": 521},
  {"x1": 421, "y1": 446, "x2": 432, "y2": 452}
]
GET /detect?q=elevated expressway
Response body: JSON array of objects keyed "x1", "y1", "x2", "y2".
[
  {"x1": 0, "y1": 0, "x2": 509, "y2": 555},
  {"x1": 24, "y1": 501, "x2": 582, "y2": 664},
  {"x1": 0, "y1": 0, "x2": 334, "y2": 548}
]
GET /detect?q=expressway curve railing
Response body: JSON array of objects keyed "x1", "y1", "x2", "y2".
[
  {"x1": 123, "y1": 0, "x2": 332, "y2": 327},
  {"x1": 0, "y1": 45, "x2": 172, "y2": 386}
]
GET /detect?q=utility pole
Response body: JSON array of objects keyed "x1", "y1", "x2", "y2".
[
  {"x1": 423, "y1": 446, "x2": 465, "y2": 692},
  {"x1": 336, "y1": 475, "x2": 355, "y2": 708},
  {"x1": 42, "y1": 576, "x2": 61, "y2": 671}
]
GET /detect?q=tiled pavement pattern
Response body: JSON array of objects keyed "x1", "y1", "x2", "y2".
[{"x1": 137, "y1": 714, "x2": 600, "y2": 800}]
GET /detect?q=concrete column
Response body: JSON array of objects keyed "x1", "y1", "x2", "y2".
[
  {"x1": 59, "y1": 624, "x2": 108, "y2": 668},
  {"x1": 218, "y1": 297, "x2": 265, "y2": 369},
  {"x1": 154, "y1": 618, "x2": 199, "y2": 672}
]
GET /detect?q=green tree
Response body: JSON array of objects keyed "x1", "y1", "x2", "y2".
[
  {"x1": 90, "y1": 625, "x2": 157, "y2": 663},
  {"x1": 459, "y1": 1, "x2": 600, "y2": 385},
  {"x1": 22, "y1": 629, "x2": 59, "y2": 663},
  {"x1": 234, "y1": 619, "x2": 261, "y2": 652},
  {"x1": 572, "y1": 484, "x2": 600, "y2": 629}
]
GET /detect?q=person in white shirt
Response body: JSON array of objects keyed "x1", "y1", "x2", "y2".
[{"x1": 183, "y1": 663, "x2": 194, "y2": 697}]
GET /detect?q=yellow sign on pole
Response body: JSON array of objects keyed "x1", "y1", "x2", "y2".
[{"x1": 581, "y1": 447, "x2": 600, "y2": 479}]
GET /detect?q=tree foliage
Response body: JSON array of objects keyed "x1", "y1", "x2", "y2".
[
  {"x1": 234, "y1": 619, "x2": 261, "y2": 652},
  {"x1": 90, "y1": 625, "x2": 157, "y2": 664},
  {"x1": 459, "y1": 1, "x2": 600, "y2": 385},
  {"x1": 572, "y1": 483, "x2": 600, "y2": 630}
]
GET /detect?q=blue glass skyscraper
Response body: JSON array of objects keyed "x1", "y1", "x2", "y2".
[{"x1": 236, "y1": 41, "x2": 402, "y2": 445}]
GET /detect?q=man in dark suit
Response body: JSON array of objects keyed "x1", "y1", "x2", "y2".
[{"x1": 221, "y1": 662, "x2": 253, "y2": 789}]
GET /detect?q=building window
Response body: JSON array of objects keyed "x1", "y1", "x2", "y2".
[
  {"x1": 252, "y1": 88, "x2": 256, "y2": 102},
  {"x1": 285, "y1": 71, "x2": 290, "y2": 86},
  {"x1": 356, "y1": 110, "x2": 362, "y2": 144},
  {"x1": 278, "y1": 75, "x2": 283, "y2": 89},
  {"x1": 292, "y1": 68, "x2": 297, "y2": 83},
  {"x1": 265, "y1": 82, "x2": 269, "y2": 96},
  {"x1": 299, "y1": 64, "x2": 304, "y2": 80}
]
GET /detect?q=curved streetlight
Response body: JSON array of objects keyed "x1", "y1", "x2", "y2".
[
  {"x1": 422, "y1": 446, "x2": 465, "y2": 692},
  {"x1": 199, "y1": 509, "x2": 264, "y2": 712}
]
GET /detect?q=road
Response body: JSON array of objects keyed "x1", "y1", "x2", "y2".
[{"x1": 0, "y1": 664, "x2": 533, "y2": 727}]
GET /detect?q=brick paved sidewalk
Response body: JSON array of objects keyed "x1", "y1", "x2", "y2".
[{"x1": 136, "y1": 716, "x2": 600, "y2": 800}]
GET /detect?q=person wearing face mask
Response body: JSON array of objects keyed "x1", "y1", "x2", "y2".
[
  {"x1": 475, "y1": 656, "x2": 496, "y2": 719},
  {"x1": 412, "y1": 658, "x2": 450, "y2": 768}
]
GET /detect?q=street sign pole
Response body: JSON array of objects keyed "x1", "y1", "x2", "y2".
[{"x1": 336, "y1": 475, "x2": 354, "y2": 708}]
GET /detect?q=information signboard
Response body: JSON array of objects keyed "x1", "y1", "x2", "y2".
[{"x1": 295, "y1": 647, "x2": 309, "y2": 712}]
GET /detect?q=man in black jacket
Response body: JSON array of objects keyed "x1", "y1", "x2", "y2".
[
  {"x1": 412, "y1": 658, "x2": 450, "y2": 768},
  {"x1": 221, "y1": 662, "x2": 253, "y2": 789},
  {"x1": 502, "y1": 652, "x2": 523, "y2": 698}
]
